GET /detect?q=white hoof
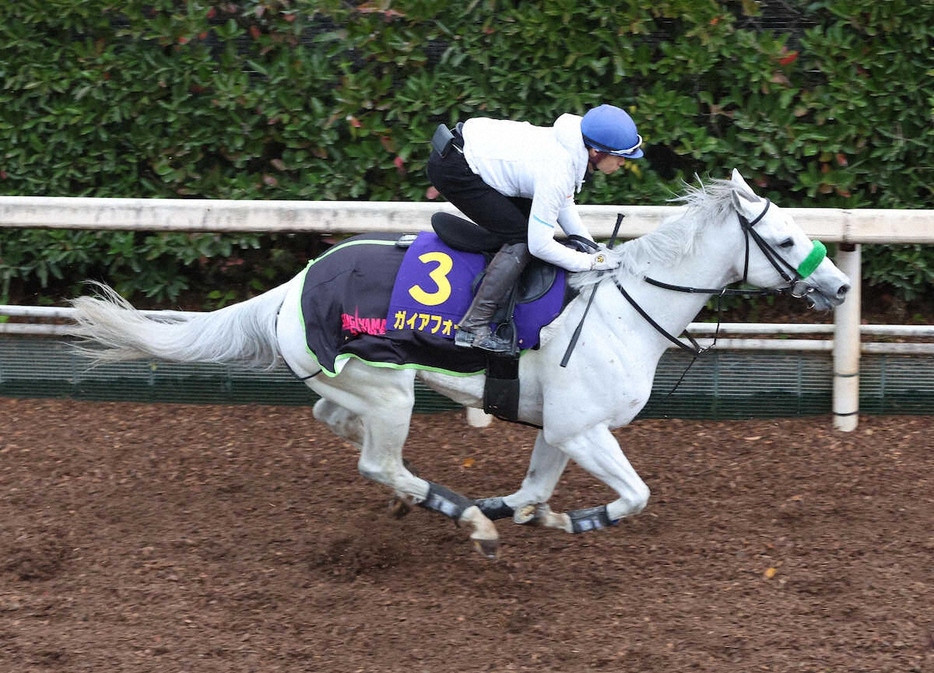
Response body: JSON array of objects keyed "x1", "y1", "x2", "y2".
[
  {"x1": 535, "y1": 505, "x2": 573, "y2": 533},
  {"x1": 471, "y1": 537, "x2": 500, "y2": 560},
  {"x1": 459, "y1": 505, "x2": 499, "y2": 559},
  {"x1": 513, "y1": 503, "x2": 538, "y2": 525},
  {"x1": 512, "y1": 504, "x2": 572, "y2": 532}
]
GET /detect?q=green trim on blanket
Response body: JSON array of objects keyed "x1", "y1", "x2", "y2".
[
  {"x1": 308, "y1": 350, "x2": 488, "y2": 379},
  {"x1": 308, "y1": 236, "x2": 400, "y2": 265}
]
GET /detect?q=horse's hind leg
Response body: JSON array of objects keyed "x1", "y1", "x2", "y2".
[
  {"x1": 355, "y1": 404, "x2": 500, "y2": 558},
  {"x1": 313, "y1": 396, "x2": 418, "y2": 515},
  {"x1": 313, "y1": 398, "x2": 418, "y2": 514},
  {"x1": 313, "y1": 398, "x2": 364, "y2": 448},
  {"x1": 310, "y1": 365, "x2": 499, "y2": 558}
]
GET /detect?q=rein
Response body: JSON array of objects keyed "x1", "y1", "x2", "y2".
[
  {"x1": 616, "y1": 198, "x2": 827, "y2": 357},
  {"x1": 560, "y1": 213, "x2": 624, "y2": 367},
  {"x1": 561, "y1": 197, "x2": 828, "y2": 377}
]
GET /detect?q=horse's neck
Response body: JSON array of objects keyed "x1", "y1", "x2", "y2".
[{"x1": 617, "y1": 225, "x2": 742, "y2": 346}]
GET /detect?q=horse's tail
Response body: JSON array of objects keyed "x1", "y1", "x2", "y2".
[{"x1": 69, "y1": 280, "x2": 293, "y2": 370}]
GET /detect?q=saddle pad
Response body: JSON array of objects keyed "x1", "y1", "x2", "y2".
[
  {"x1": 298, "y1": 233, "x2": 566, "y2": 377},
  {"x1": 387, "y1": 233, "x2": 566, "y2": 348}
]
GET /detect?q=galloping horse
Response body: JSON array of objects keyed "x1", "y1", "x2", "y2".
[{"x1": 69, "y1": 170, "x2": 850, "y2": 558}]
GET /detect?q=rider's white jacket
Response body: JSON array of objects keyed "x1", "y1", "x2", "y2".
[{"x1": 461, "y1": 114, "x2": 597, "y2": 272}]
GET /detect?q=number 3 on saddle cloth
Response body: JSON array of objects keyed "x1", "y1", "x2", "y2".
[{"x1": 298, "y1": 230, "x2": 568, "y2": 419}]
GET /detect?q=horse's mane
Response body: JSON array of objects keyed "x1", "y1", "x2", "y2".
[{"x1": 571, "y1": 177, "x2": 738, "y2": 289}]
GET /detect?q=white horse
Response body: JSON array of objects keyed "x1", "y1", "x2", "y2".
[{"x1": 69, "y1": 170, "x2": 850, "y2": 558}]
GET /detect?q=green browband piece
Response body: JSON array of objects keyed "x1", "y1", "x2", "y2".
[{"x1": 797, "y1": 240, "x2": 827, "y2": 278}]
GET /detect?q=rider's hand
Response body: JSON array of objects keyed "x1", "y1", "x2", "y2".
[{"x1": 589, "y1": 252, "x2": 620, "y2": 271}]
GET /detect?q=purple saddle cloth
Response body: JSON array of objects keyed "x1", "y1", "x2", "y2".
[{"x1": 299, "y1": 233, "x2": 567, "y2": 376}]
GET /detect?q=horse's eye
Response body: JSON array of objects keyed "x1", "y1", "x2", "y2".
[{"x1": 779, "y1": 238, "x2": 794, "y2": 248}]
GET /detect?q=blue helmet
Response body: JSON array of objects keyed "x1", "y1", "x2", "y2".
[{"x1": 581, "y1": 104, "x2": 644, "y2": 158}]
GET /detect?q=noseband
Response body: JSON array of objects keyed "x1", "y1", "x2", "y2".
[{"x1": 738, "y1": 200, "x2": 827, "y2": 296}]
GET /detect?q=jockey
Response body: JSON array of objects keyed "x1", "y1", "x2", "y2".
[{"x1": 427, "y1": 104, "x2": 644, "y2": 354}]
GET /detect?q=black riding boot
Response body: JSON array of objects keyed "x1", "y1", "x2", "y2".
[{"x1": 454, "y1": 242, "x2": 531, "y2": 353}]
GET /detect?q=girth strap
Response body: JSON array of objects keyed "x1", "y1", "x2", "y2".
[{"x1": 483, "y1": 353, "x2": 521, "y2": 421}]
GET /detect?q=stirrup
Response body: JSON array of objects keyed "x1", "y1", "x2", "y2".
[
  {"x1": 453, "y1": 329, "x2": 475, "y2": 348},
  {"x1": 474, "y1": 333, "x2": 516, "y2": 355},
  {"x1": 455, "y1": 324, "x2": 491, "y2": 348}
]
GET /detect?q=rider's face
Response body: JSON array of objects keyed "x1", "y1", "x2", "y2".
[{"x1": 589, "y1": 150, "x2": 628, "y2": 175}]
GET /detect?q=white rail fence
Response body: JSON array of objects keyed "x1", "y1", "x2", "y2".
[{"x1": 1, "y1": 196, "x2": 932, "y2": 431}]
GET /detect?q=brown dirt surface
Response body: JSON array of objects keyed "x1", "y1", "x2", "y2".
[{"x1": 0, "y1": 398, "x2": 932, "y2": 673}]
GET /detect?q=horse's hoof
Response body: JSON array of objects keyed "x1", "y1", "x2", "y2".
[
  {"x1": 472, "y1": 538, "x2": 500, "y2": 560},
  {"x1": 514, "y1": 504, "x2": 538, "y2": 525},
  {"x1": 388, "y1": 497, "x2": 412, "y2": 519}
]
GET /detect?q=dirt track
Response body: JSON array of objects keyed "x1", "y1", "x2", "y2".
[{"x1": 0, "y1": 398, "x2": 932, "y2": 672}]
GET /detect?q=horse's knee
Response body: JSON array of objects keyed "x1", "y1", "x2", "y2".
[{"x1": 608, "y1": 482, "x2": 650, "y2": 520}]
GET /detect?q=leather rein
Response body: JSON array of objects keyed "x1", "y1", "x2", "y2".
[{"x1": 613, "y1": 199, "x2": 816, "y2": 356}]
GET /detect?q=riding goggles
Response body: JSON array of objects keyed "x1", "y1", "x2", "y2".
[{"x1": 583, "y1": 134, "x2": 644, "y2": 157}]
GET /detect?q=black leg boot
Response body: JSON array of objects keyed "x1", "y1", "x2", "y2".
[{"x1": 454, "y1": 242, "x2": 530, "y2": 353}]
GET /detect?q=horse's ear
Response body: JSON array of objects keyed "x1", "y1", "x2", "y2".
[
  {"x1": 729, "y1": 169, "x2": 762, "y2": 214},
  {"x1": 730, "y1": 168, "x2": 755, "y2": 195},
  {"x1": 730, "y1": 188, "x2": 760, "y2": 216}
]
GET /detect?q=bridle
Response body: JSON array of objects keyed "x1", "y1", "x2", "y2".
[
  {"x1": 613, "y1": 198, "x2": 827, "y2": 356},
  {"x1": 736, "y1": 200, "x2": 828, "y2": 298}
]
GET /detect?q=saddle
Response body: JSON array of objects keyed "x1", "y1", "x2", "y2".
[
  {"x1": 431, "y1": 212, "x2": 595, "y2": 312},
  {"x1": 429, "y1": 212, "x2": 594, "y2": 423}
]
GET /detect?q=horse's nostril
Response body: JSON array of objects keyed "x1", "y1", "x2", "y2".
[{"x1": 838, "y1": 284, "x2": 850, "y2": 298}]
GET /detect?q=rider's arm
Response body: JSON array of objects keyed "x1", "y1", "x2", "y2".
[
  {"x1": 527, "y1": 215, "x2": 594, "y2": 271},
  {"x1": 556, "y1": 203, "x2": 593, "y2": 242},
  {"x1": 524, "y1": 169, "x2": 596, "y2": 271}
]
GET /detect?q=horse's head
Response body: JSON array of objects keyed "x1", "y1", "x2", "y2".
[{"x1": 728, "y1": 169, "x2": 850, "y2": 310}]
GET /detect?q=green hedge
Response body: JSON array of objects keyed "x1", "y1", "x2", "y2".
[{"x1": 0, "y1": 0, "x2": 932, "y2": 307}]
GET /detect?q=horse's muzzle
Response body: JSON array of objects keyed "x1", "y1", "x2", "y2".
[{"x1": 794, "y1": 279, "x2": 850, "y2": 310}]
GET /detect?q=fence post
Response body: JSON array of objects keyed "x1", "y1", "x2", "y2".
[{"x1": 833, "y1": 244, "x2": 861, "y2": 431}]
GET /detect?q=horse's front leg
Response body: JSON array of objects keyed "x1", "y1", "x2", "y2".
[
  {"x1": 483, "y1": 424, "x2": 650, "y2": 534},
  {"x1": 552, "y1": 424, "x2": 651, "y2": 532},
  {"x1": 475, "y1": 430, "x2": 569, "y2": 524}
]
